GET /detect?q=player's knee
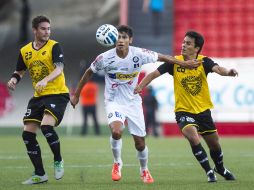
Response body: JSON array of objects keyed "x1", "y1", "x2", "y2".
[
  {"x1": 187, "y1": 135, "x2": 200, "y2": 146},
  {"x1": 135, "y1": 142, "x2": 145, "y2": 151},
  {"x1": 111, "y1": 128, "x2": 122, "y2": 139},
  {"x1": 112, "y1": 130, "x2": 122, "y2": 140},
  {"x1": 41, "y1": 125, "x2": 59, "y2": 143},
  {"x1": 41, "y1": 125, "x2": 54, "y2": 135},
  {"x1": 208, "y1": 141, "x2": 221, "y2": 150},
  {"x1": 22, "y1": 130, "x2": 36, "y2": 143}
]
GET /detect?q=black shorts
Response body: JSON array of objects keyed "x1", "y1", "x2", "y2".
[
  {"x1": 23, "y1": 93, "x2": 70, "y2": 126},
  {"x1": 175, "y1": 109, "x2": 217, "y2": 135}
]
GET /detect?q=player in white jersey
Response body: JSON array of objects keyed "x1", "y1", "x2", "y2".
[{"x1": 70, "y1": 25, "x2": 200, "y2": 184}]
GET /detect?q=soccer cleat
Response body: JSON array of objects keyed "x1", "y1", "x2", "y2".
[
  {"x1": 111, "y1": 162, "x2": 122, "y2": 181},
  {"x1": 207, "y1": 170, "x2": 217, "y2": 183},
  {"x1": 54, "y1": 160, "x2": 64, "y2": 180},
  {"x1": 140, "y1": 169, "x2": 154, "y2": 184},
  {"x1": 22, "y1": 173, "x2": 48, "y2": 185},
  {"x1": 214, "y1": 167, "x2": 236, "y2": 180}
]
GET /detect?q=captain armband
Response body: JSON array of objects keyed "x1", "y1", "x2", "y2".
[{"x1": 11, "y1": 73, "x2": 21, "y2": 83}]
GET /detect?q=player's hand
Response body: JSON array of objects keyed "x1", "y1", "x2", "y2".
[
  {"x1": 7, "y1": 78, "x2": 17, "y2": 91},
  {"x1": 228, "y1": 69, "x2": 238, "y2": 77},
  {"x1": 182, "y1": 59, "x2": 201, "y2": 69},
  {"x1": 134, "y1": 85, "x2": 142, "y2": 95},
  {"x1": 70, "y1": 95, "x2": 79, "y2": 109},
  {"x1": 35, "y1": 79, "x2": 47, "y2": 93}
]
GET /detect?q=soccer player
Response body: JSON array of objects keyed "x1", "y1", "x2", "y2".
[
  {"x1": 7, "y1": 15, "x2": 69, "y2": 184},
  {"x1": 134, "y1": 31, "x2": 237, "y2": 182},
  {"x1": 70, "y1": 25, "x2": 199, "y2": 184}
]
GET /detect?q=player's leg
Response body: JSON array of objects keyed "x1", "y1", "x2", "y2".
[
  {"x1": 203, "y1": 132, "x2": 235, "y2": 180},
  {"x1": 40, "y1": 113, "x2": 64, "y2": 180},
  {"x1": 22, "y1": 97, "x2": 48, "y2": 184},
  {"x1": 176, "y1": 112, "x2": 216, "y2": 182},
  {"x1": 106, "y1": 103, "x2": 125, "y2": 181},
  {"x1": 22, "y1": 122, "x2": 48, "y2": 184},
  {"x1": 41, "y1": 94, "x2": 69, "y2": 180},
  {"x1": 132, "y1": 135, "x2": 154, "y2": 184},
  {"x1": 127, "y1": 102, "x2": 154, "y2": 184},
  {"x1": 199, "y1": 109, "x2": 235, "y2": 180},
  {"x1": 110, "y1": 120, "x2": 124, "y2": 181}
]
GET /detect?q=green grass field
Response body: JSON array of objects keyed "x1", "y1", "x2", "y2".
[{"x1": 0, "y1": 131, "x2": 253, "y2": 190}]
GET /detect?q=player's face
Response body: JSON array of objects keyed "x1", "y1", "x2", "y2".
[
  {"x1": 181, "y1": 36, "x2": 199, "y2": 57},
  {"x1": 116, "y1": 32, "x2": 133, "y2": 51},
  {"x1": 33, "y1": 22, "x2": 51, "y2": 42}
]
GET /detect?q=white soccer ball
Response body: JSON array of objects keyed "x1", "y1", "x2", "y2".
[{"x1": 96, "y1": 24, "x2": 118, "y2": 47}]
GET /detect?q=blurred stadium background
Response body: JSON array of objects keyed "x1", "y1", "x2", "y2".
[{"x1": 0, "y1": 0, "x2": 254, "y2": 136}]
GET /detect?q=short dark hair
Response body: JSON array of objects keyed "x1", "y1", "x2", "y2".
[
  {"x1": 185, "y1": 31, "x2": 204, "y2": 54},
  {"x1": 117, "y1": 25, "x2": 133, "y2": 38},
  {"x1": 32, "y1": 15, "x2": 50, "y2": 29}
]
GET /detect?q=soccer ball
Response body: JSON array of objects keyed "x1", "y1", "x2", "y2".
[{"x1": 96, "y1": 24, "x2": 118, "y2": 47}]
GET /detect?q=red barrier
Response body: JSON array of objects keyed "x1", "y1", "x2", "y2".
[
  {"x1": 173, "y1": 0, "x2": 254, "y2": 57},
  {"x1": 162, "y1": 122, "x2": 254, "y2": 136}
]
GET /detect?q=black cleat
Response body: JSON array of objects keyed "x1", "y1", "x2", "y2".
[
  {"x1": 207, "y1": 170, "x2": 217, "y2": 183},
  {"x1": 214, "y1": 167, "x2": 236, "y2": 180}
]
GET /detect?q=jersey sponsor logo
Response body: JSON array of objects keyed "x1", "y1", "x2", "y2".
[
  {"x1": 181, "y1": 76, "x2": 202, "y2": 96},
  {"x1": 108, "y1": 72, "x2": 138, "y2": 80},
  {"x1": 133, "y1": 56, "x2": 139, "y2": 63}
]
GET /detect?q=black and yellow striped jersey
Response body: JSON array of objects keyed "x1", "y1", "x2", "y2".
[
  {"x1": 16, "y1": 40, "x2": 69, "y2": 97},
  {"x1": 157, "y1": 55, "x2": 218, "y2": 114}
]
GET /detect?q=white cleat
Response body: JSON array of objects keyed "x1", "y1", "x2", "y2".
[
  {"x1": 54, "y1": 159, "x2": 64, "y2": 180},
  {"x1": 22, "y1": 173, "x2": 48, "y2": 185}
]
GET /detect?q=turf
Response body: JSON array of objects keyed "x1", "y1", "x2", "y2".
[{"x1": 0, "y1": 134, "x2": 253, "y2": 190}]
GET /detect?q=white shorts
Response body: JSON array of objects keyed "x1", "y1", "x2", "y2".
[{"x1": 105, "y1": 102, "x2": 146, "y2": 137}]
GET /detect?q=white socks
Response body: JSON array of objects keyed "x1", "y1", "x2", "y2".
[
  {"x1": 110, "y1": 136, "x2": 122, "y2": 164},
  {"x1": 137, "y1": 146, "x2": 148, "y2": 171}
]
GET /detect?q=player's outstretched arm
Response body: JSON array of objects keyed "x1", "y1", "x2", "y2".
[
  {"x1": 134, "y1": 70, "x2": 161, "y2": 94},
  {"x1": 212, "y1": 65, "x2": 238, "y2": 77},
  {"x1": 7, "y1": 70, "x2": 25, "y2": 91},
  {"x1": 70, "y1": 67, "x2": 94, "y2": 108},
  {"x1": 157, "y1": 53, "x2": 201, "y2": 69}
]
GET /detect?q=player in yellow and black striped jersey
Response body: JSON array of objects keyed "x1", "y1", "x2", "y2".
[
  {"x1": 135, "y1": 31, "x2": 238, "y2": 182},
  {"x1": 7, "y1": 15, "x2": 69, "y2": 184}
]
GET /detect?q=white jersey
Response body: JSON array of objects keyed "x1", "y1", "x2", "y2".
[{"x1": 90, "y1": 46, "x2": 158, "y2": 105}]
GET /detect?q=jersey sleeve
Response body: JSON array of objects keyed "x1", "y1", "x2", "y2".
[
  {"x1": 52, "y1": 43, "x2": 64, "y2": 64},
  {"x1": 202, "y1": 57, "x2": 218, "y2": 75},
  {"x1": 16, "y1": 52, "x2": 27, "y2": 71},
  {"x1": 157, "y1": 62, "x2": 174, "y2": 75},
  {"x1": 140, "y1": 48, "x2": 158, "y2": 65},
  {"x1": 90, "y1": 54, "x2": 104, "y2": 73}
]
